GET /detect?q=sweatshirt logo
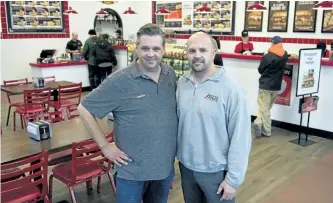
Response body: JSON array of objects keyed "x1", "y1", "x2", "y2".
[{"x1": 204, "y1": 94, "x2": 218, "y2": 102}]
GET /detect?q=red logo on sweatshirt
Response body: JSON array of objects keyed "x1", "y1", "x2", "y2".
[{"x1": 204, "y1": 94, "x2": 218, "y2": 102}]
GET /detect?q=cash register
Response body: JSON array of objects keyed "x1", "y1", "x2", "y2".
[{"x1": 37, "y1": 49, "x2": 56, "y2": 63}]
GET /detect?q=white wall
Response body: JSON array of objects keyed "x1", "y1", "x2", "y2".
[
  {"x1": 177, "y1": 1, "x2": 333, "y2": 53},
  {"x1": 1, "y1": 1, "x2": 152, "y2": 83}
]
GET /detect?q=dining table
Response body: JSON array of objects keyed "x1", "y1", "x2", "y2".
[{"x1": 1, "y1": 118, "x2": 112, "y2": 164}]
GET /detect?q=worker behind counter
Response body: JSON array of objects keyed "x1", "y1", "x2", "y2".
[
  {"x1": 234, "y1": 30, "x2": 254, "y2": 54},
  {"x1": 66, "y1": 32, "x2": 83, "y2": 57}
]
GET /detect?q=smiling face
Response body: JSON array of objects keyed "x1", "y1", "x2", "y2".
[
  {"x1": 136, "y1": 35, "x2": 165, "y2": 72},
  {"x1": 186, "y1": 32, "x2": 216, "y2": 73}
]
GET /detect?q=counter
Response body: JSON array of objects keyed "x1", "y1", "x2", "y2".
[
  {"x1": 220, "y1": 53, "x2": 333, "y2": 137},
  {"x1": 30, "y1": 61, "x2": 90, "y2": 87},
  {"x1": 29, "y1": 45, "x2": 130, "y2": 88}
]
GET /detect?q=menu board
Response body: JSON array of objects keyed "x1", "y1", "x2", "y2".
[
  {"x1": 267, "y1": 1, "x2": 290, "y2": 32},
  {"x1": 293, "y1": 1, "x2": 317, "y2": 32},
  {"x1": 322, "y1": 10, "x2": 333, "y2": 33},
  {"x1": 155, "y1": 1, "x2": 235, "y2": 34},
  {"x1": 244, "y1": 1, "x2": 264, "y2": 31},
  {"x1": 5, "y1": 1, "x2": 65, "y2": 33}
]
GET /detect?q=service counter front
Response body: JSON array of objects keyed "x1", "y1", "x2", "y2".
[
  {"x1": 30, "y1": 45, "x2": 129, "y2": 88},
  {"x1": 220, "y1": 53, "x2": 333, "y2": 135}
]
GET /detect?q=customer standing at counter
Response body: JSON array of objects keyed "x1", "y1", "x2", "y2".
[
  {"x1": 253, "y1": 36, "x2": 288, "y2": 138},
  {"x1": 78, "y1": 23, "x2": 177, "y2": 203},
  {"x1": 234, "y1": 30, "x2": 254, "y2": 54},
  {"x1": 316, "y1": 41, "x2": 330, "y2": 58},
  {"x1": 66, "y1": 32, "x2": 82, "y2": 57},
  {"x1": 83, "y1": 29, "x2": 99, "y2": 89},
  {"x1": 177, "y1": 31, "x2": 251, "y2": 203}
]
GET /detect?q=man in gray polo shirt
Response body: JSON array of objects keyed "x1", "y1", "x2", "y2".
[
  {"x1": 176, "y1": 31, "x2": 252, "y2": 203},
  {"x1": 78, "y1": 23, "x2": 177, "y2": 203}
]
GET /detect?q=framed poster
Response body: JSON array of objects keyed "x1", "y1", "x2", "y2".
[
  {"x1": 154, "y1": 1, "x2": 236, "y2": 35},
  {"x1": 296, "y1": 49, "x2": 322, "y2": 97},
  {"x1": 5, "y1": 1, "x2": 65, "y2": 33},
  {"x1": 267, "y1": 1, "x2": 290, "y2": 32},
  {"x1": 244, "y1": 1, "x2": 264, "y2": 31},
  {"x1": 275, "y1": 64, "x2": 293, "y2": 106},
  {"x1": 321, "y1": 10, "x2": 333, "y2": 33},
  {"x1": 293, "y1": 1, "x2": 317, "y2": 33}
]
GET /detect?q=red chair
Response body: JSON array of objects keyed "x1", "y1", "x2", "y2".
[
  {"x1": 1, "y1": 150, "x2": 50, "y2": 203},
  {"x1": 48, "y1": 83, "x2": 82, "y2": 120},
  {"x1": 3, "y1": 78, "x2": 29, "y2": 127},
  {"x1": 13, "y1": 87, "x2": 51, "y2": 131},
  {"x1": 49, "y1": 139, "x2": 116, "y2": 203}
]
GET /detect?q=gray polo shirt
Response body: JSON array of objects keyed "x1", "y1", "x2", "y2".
[{"x1": 81, "y1": 61, "x2": 178, "y2": 181}]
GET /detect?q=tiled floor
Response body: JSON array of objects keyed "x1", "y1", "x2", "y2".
[{"x1": 1, "y1": 91, "x2": 333, "y2": 203}]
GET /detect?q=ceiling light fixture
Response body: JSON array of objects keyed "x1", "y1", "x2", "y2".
[
  {"x1": 313, "y1": 1, "x2": 333, "y2": 10},
  {"x1": 246, "y1": 1, "x2": 267, "y2": 11}
]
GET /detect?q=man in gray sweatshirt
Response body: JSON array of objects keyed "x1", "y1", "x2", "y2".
[{"x1": 176, "y1": 31, "x2": 252, "y2": 203}]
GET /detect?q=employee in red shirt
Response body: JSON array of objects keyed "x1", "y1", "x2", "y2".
[{"x1": 234, "y1": 30, "x2": 254, "y2": 54}]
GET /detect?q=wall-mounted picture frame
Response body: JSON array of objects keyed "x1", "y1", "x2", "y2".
[
  {"x1": 293, "y1": 1, "x2": 317, "y2": 33},
  {"x1": 153, "y1": 1, "x2": 237, "y2": 35},
  {"x1": 321, "y1": 10, "x2": 333, "y2": 33},
  {"x1": 5, "y1": 1, "x2": 66, "y2": 33},
  {"x1": 267, "y1": 1, "x2": 290, "y2": 32},
  {"x1": 244, "y1": 1, "x2": 264, "y2": 32}
]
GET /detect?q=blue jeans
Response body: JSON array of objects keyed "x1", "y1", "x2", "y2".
[{"x1": 115, "y1": 170, "x2": 174, "y2": 203}]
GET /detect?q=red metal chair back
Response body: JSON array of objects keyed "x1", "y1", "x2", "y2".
[
  {"x1": 22, "y1": 87, "x2": 51, "y2": 120},
  {"x1": 1, "y1": 150, "x2": 49, "y2": 202},
  {"x1": 3, "y1": 78, "x2": 28, "y2": 104},
  {"x1": 58, "y1": 82, "x2": 82, "y2": 107},
  {"x1": 71, "y1": 139, "x2": 111, "y2": 182}
]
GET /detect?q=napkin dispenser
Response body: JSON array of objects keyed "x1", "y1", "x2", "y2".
[
  {"x1": 33, "y1": 77, "x2": 45, "y2": 88},
  {"x1": 27, "y1": 120, "x2": 52, "y2": 141}
]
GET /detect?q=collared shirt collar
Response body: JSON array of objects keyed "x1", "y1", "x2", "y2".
[
  {"x1": 130, "y1": 59, "x2": 169, "y2": 79},
  {"x1": 184, "y1": 65, "x2": 225, "y2": 83}
]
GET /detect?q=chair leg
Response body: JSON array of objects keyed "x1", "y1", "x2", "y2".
[
  {"x1": 69, "y1": 187, "x2": 77, "y2": 203},
  {"x1": 44, "y1": 195, "x2": 50, "y2": 203},
  {"x1": 20, "y1": 114, "x2": 24, "y2": 129},
  {"x1": 107, "y1": 171, "x2": 116, "y2": 196},
  {"x1": 13, "y1": 111, "x2": 16, "y2": 131},
  {"x1": 48, "y1": 174, "x2": 54, "y2": 203},
  {"x1": 97, "y1": 176, "x2": 101, "y2": 194},
  {"x1": 6, "y1": 106, "x2": 11, "y2": 126},
  {"x1": 86, "y1": 180, "x2": 93, "y2": 195}
]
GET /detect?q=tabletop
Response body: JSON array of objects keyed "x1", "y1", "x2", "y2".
[
  {"x1": 1, "y1": 118, "x2": 112, "y2": 164},
  {"x1": 0, "y1": 80, "x2": 74, "y2": 95}
]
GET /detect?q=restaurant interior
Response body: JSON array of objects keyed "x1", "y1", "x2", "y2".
[{"x1": 1, "y1": 1, "x2": 333, "y2": 203}]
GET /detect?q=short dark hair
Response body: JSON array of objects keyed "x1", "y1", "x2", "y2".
[
  {"x1": 136, "y1": 23, "x2": 165, "y2": 46},
  {"x1": 88, "y1": 29, "x2": 96, "y2": 35},
  {"x1": 102, "y1": 33, "x2": 109, "y2": 40}
]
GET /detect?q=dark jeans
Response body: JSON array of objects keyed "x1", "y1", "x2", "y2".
[
  {"x1": 115, "y1": 169, "x2": 174, "y2": 203},
  {"x1": 88, "y1": 64, "x2": 99, "y2": 89},
  {"x1": 100, "y1": 66, "x2": 112, "y2": 83},
  {"x1": 179, "y1": 162, "x2": 235, "y2": 203}
]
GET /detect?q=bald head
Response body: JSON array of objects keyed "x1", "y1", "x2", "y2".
[
  {"x1": 187, "y1": 31, "x2": 216, "y2": 51},
  {"x1": 72, "y1": 32, "x2": 78, "y2": 40},
  {"x1": 186, "y1": 31, "x2": 217, "y2": 74}
]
